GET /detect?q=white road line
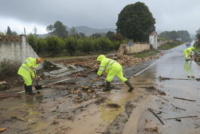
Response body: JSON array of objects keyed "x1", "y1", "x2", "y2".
[{"x1": 133, "y1": 59, "x2": 161, "y2": 77}]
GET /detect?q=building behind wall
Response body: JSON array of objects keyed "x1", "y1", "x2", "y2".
[
  {"x1": 149, "y1": 31, "x2": 158, "y2": 49},
  {"x1": 0, "y1": 35, "x2": 38, "y2": 64}
]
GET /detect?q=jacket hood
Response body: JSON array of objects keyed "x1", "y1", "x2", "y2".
[
  {"x1": 191, "y1": 46, "x2": 195, "y2": 50},
  {"x1": 97, "y1": 55, "x2": 106, "y2": 61}
]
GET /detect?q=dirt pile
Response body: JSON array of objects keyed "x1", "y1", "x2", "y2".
[
  {"x1": 117, "y1": 44, "x2": 128, "y2": 57},
  {"x1": 52, "y1": 54, "x2": 160, "y2": 70}
]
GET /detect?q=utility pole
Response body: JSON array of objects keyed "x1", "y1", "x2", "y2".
[{"x1": 24, "y1": 28, "x2": 26, "y2": 35}]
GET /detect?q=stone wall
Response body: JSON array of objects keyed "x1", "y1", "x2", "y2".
[
  {"x1": 157, "y1": 40, "x2": 169, "y2": 47},
  {"x1": 126, "y1": 43, "x2": 150, "y2": 54},
  {"x1": 0, "y1": 35, "x2": 38, "y2": 64}
]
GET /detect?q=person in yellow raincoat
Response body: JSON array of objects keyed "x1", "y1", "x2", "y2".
[
  {"x1": 96, "y1": 55, "x2": 134, "y2": 92},
  {"x1": 184, "y1": 61, "x2": 193, "y2": 77},
  {"x1": 183, "y1": 46, "x2": 195, "y2": 61},
  {"x1": 18, "y1": 57, "x2": 43, "y2": 95}
]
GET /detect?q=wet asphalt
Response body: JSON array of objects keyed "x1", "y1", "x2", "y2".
[{"x1": 132, "y1": 42, "x2": 200, "y2": 133}]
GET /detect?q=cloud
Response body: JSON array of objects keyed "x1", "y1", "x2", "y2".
[
  {"x1": 0, "y1": 0, "x2": 200, "y2": 34},
  {"x1": 0, "y1": 17, "x2": 47, "y2": 34}
]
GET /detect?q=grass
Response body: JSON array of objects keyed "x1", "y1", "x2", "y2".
[
  {"x1": 158, "y1": 41, "x2": 183, "y2": 50},
  {"x1": 133, "y1": 49, "x2": 160, "y2": 58}
]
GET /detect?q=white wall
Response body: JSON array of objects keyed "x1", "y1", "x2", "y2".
[
  {"x1": 149, "y1": 33, "x2": 158, "y2": 49},
  {"x1": 0, "y1": 35, "x2": 38, "y2": 64},
  {"x1": 126, "y1": 43, "x2": 150, "y2": 54}
]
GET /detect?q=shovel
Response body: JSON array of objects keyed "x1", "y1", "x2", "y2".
[
  {"x1": 34, "y1": 75, "x2": 43, "y2": 90},
  {"x1": 89, "y1": 78, "x2": 99, "y2": 88},
  {"x1": 34, "y1": 77, "x2": 71, "y2": 90}
]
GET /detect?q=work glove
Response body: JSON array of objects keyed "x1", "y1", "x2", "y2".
[
  {"x1": 36, "y1": 75, "x2": 40, "y2": 80},
  {"x1": 96, "y1": 75, "x2": 100, "y2": 79},
  {"x1": 31, "y1": 69, "x2": 37, "y2": 78},
  {"x1": 96, "y1": 74, "x2": 104, "y2": 79}
]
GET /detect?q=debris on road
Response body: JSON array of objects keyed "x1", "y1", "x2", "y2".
[
  {"x1": 0, "y1": 52, "x2": 166, "y2": 134},
  {"x1": 0, "y1": 81, "x2": 10, "y2": 90},
  {"x1": 106, "y1": 103, "x2": 121, "y2": 108},
  {"x1": 144, "y1": 86, "x2": 166, "y2": 95},
  {"x1": 144, "y1": 125, "x2": 158, "y2": 133},
  {"x1": 148, "y1": 108, "x2": 164, "y2": 125},
  {"x1": 117, "y1": 44, "x2": 127, "y2": 57},
  {"x1": 173, "y1": 96, "x2": 196, "y2": 102},
  {"x1": 0, "y1": 93, "x2": 21, "y2": 99},
  {"x1": 0, "y1": 128, "x2": 6, "y2": 132},
  {"x1": 165, "y1": 115, "x2": 198, "y2": 120},
  {"x1": 11, "y1": 116, "x2": 27, "y2": 122},
  {"x1": 159, "y1": 76, "x2": 190, "y2": 81},
  {"x1": 171, "y1": 103, "x2": 186, "y2": 111}
]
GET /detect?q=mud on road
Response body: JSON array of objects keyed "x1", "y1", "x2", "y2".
[{"x1": 0, "y1": 54, "x2": 164, "y2": 134}]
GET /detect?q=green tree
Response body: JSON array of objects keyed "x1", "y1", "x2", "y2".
[
  {"x1": 78, "y1": 37, "x2": 95, "y2": 54},
  {"x1": 6, "y1": 26, "x2": 12, "y2": 36},
  {"x1": 106, "y1": 31, "x2": 115, "y2": 41},
  {"x1": 159, "y1": 30, "x2": 191, "y2": 41},
  {"x1": 106, "y1": 31, "x2": 125, "y2": 41},
  {"x1": 53, "y1": 21, "x2": 68, "y2": 38},
  {"x1": 37, "y1": 38, "x2": 48, "y2": 54},
  {"x1": 79, "y1": 32, "x2": 86, "y2": 38},
  {"x1": 197, "y1": 33, "x2": 200, "y2": 40},
  {"x1": 46, "y1": 21, "x2": 68, "y2": 38},
  {"x1": 195, "y1": 28, "x2": 200, "y2": 48},
  {"x1": 46, "y1": 24, "x2": 54, "y2": 35},
  {"x1": 95, "y1": 36, "x2": 113, "y2": 52},
  {"x1": 46, "y1": 36, "x2": 64, "y2": 56},
  {"x1": 33, "y1": 27, "x2": 37, "y2": 35},
  {"x1": 116, "y1": 2, "x2": 155, "y2": 42},
  {"x1": 69, "y1": 26, "x2": 78, "y2": 36},
  {"x1": 177, "y1": 30, "x2": 191, "y2": 42},
  {"x1": 196, "y1": 28, "x2": 200, "y2": 41},
  {"x1": 27, "y1": 34, "x2": 38, "y2": 52},
  {"x1": 64, "y1": 36, "x2": 78, "y2": 55},
  {"x1": 90, "y1": 33, "x2": 102, "y2": 39}
]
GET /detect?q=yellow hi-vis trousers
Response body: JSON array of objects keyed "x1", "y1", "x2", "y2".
[{"x1": 106, "y1": 62, "x2": 127, "y2": 82}]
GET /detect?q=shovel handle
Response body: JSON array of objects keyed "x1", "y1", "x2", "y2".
[
  {"x1": 33, "y1": 71, "x2": 39, "y2": 86},
  {"x1": 35, "y1": 78, "x2": 39, "y2": 86},
  {"x1": 89, "y1": 78, "x2": 99, "y2": 87}
]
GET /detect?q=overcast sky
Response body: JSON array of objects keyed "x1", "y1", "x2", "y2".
[{"x1": 0, "y1": 0, "x2": 200, "y2": 35}]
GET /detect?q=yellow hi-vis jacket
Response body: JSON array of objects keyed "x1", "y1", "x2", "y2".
[
  {"x1": 17, "y1": 57, "x2": 38, "y2": 86},
  {"x1": 183, "y1": 46, "x2": 195, "y2": 59},
  {"x1": 97, "y1": 55, "x2": 127, "y2": 82}
]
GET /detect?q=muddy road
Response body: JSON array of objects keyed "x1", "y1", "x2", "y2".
[{"x1": 1, "y1": 45, "x2": 200, "y2": 134}]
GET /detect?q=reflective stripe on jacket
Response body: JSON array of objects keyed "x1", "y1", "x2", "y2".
[
  {"x1": 17, "y1": 57, "x2": 38, "y2": 78},
  {"x1": 97, "y1": 57, "x2": 116, "y2": 76}
]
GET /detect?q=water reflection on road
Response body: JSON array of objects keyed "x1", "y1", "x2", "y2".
[{"x1": 134, "y1": 43, "x2": 200, "y2": 133}]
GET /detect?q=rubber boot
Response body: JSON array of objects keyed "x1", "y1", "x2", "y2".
[
  {"x1": 125, "y1": 80, "x2": 134, "y2": 92},
  {"x1": 27, "y1": 85, "x2": 36, "y2": 96},
  {"x1": 24, "y1": 84, "x2": 28, "y2": 94},
  {"x1": 103, "y1": 81, "x2": 111, "y2": 92}
]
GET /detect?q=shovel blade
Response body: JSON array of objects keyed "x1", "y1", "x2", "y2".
[{"x1": 35, "y1": 85, "x2": 43, "y2": 90}]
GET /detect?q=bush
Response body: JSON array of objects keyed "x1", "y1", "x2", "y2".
[{"x1": 0, "y1": 59, "x2": 20, "y2": 80}]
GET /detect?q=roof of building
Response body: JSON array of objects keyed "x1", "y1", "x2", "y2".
[
  {"x1": 0, "y1": 35, "x2": 24, "y2": 42},
  {"x1": 149, "y1": 31, "x2": 157, "y2": 36}
]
